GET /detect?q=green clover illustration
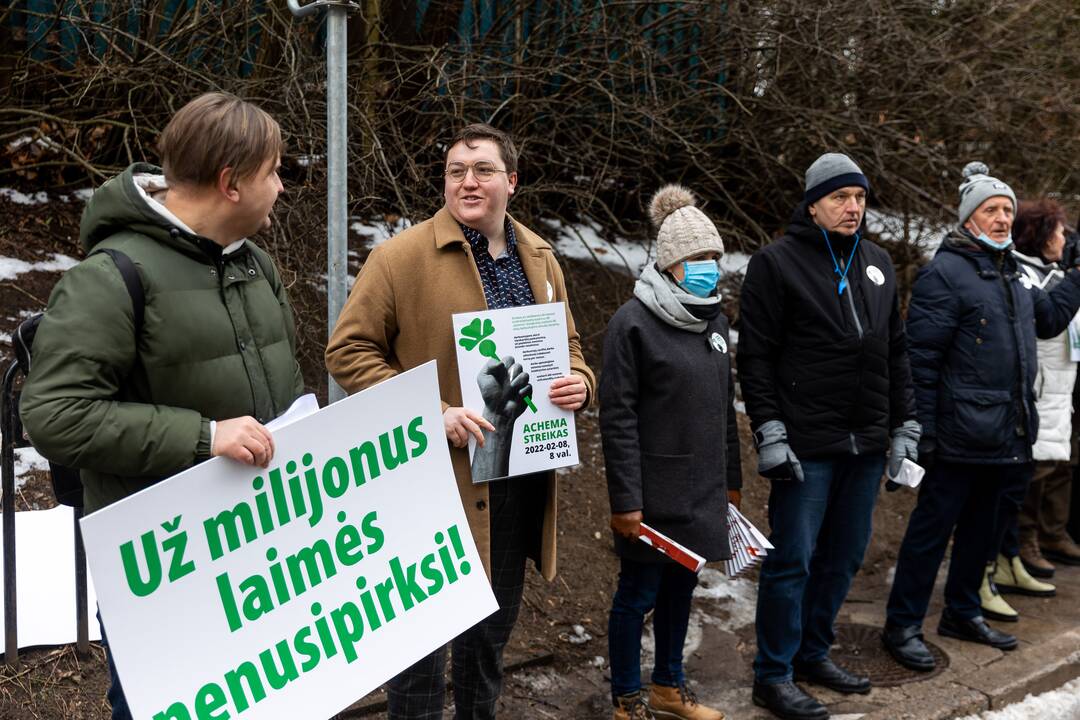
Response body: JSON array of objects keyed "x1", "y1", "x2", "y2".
[{"x1": 458, "y1": 317, "x2": 537, "y2": 413}]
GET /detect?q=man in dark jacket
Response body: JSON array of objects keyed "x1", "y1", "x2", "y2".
[
  {"x1": 20, "y1": 93, "x2": 304, "y2": 720},
  {"x1": 740, "y1": 153, "x2": 919, "y2": 720},
  {"x1": 883, "y1": 164, "x2": 1080, "y2": 672}
]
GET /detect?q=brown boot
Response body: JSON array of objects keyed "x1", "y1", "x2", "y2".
[
  {"x1": 647, "y1": 683, "x2": 725, "y2": 720},
  {"x1": 614, "y1": 692, "x2": 656, "y2": 720},
  {"x1": 1041, "y1": 536, "x2": 1080, "y2": 566},
  {"x1": 1019, "y1": 537, "x2": 1056, "y2": 579}
]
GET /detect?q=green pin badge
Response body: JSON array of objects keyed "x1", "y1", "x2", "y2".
[{"x1": 458, "y1": 317, "x2": 538, "y2": 413}]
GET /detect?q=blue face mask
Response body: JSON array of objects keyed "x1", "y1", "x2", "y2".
[
  {"x1": 975, "y1": 231, "x2": 1013, "y2": 251},
  {"x1": 677, "y1": 260, "x2": 720, "y2": 298},
  {"x1": 970, "y1": 220, "x2": 1013, "y2": 251}
]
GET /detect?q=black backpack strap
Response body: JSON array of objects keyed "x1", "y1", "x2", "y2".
[{"x1": 96, "y1": 248, "x2": 145, "y2": 335}]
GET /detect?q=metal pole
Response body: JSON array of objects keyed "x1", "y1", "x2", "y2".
[
  {"x1": 287, "y1": 0, "x2": 355, "y2": 405},
  {"x1": 326, "y1": 4, "x2": 348, "y2": 404},
  {"x1": 2, "y1": 364, "x2": 19, "y2": 665}
]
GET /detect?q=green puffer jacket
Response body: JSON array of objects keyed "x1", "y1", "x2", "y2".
[{"x1": 20, "y1": 163, "x2": 304, "y2": 513}]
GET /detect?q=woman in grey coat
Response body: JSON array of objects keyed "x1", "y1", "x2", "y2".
[{"x1": 600, "y1": 185, "x2": 741, "y2": 720}]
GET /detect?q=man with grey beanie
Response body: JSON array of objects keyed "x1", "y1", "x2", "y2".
[
  {"x1": 882, "y1": 162, "x2": 1080, "y2": 673},
  {"x1": 739, "y1": 152, "x2": 918, "y2": 719}
]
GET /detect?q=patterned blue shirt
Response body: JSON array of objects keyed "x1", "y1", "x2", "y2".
[{"x1": 460, "y1": 219, "x2": 536, "y2": 310}]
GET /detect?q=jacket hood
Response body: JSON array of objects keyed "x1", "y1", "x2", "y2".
[
  {"x1": 79, "y1": 163, "x2": 235, "y2": 261},
  {"x1": 1012, "y1": 249, "x2": 1058, "y2": 272}
]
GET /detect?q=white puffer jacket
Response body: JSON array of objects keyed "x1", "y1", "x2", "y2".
[{"x1": 1015, "y1": 251, "x2": 1080, "y2": 461}]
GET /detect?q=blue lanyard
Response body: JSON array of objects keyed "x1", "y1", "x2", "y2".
[{"x1": 821, "y1": 229, "x2": 861, "y2": 295}]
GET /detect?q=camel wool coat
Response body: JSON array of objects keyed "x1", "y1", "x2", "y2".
[{"x1": 325, "y1": 206, "x2": 595, "y2": 581}]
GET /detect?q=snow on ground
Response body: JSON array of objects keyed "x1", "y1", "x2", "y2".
[
  {"x1": 641, "y1": 570, "x2": 758, "y2": 667},
  {"x1": 866, "y1": 208, "x2": 949, "y2": 257},
  {"x1": 0, "y1": 254, "x2": 79, "y2": 282},
  {"x1": 0, "y1": 188, "x2": 50, "y2": 205},
  {"x1": 350, "y1": 215, "x2": 413, "y2": 248},
  {"x1": 0, "y1": 186, "x2": 94, "y2": 205},
  {"x1": 350, "y1": 213, "x2": 754, "y2": 278},
  {"x1": 542, "y1": 217, "x2": 651, "y2": 276},
  {"x1": 957, "y1": 677, "x2": 1080, "y2": 720},
  {"x1": 0, "y1": 434, "x2": 50, "y2": 490}
]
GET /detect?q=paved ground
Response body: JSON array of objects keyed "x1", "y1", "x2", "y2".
[
  {"x1": 475, "y1": 558, "x2": 1080, "y2": 720},
  {"x1": 669, "y1": 561, "x2": 1080, "y2": 719}
]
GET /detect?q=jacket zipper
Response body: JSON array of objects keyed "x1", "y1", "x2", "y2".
[
  {"x1": 998, "y1": 257, "x2": 1028, "y2": 451},
  {"x1": 840, "y1": 257, "x2": 863, "y2": 454},
  {"x1": 218, "y1": 257, "x2": 261, "y2": 418}
]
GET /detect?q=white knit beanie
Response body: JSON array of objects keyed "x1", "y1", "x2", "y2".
[{"x1": 649, "y1": 185, "x2": 725, "y2": 270}]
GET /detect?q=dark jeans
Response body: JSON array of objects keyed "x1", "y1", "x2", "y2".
[
  {"x1": 886, "y1": 462, "x2": 1025, "y2": 627},
  {"x1": 385, "y1": 475, "x2": 543, "y2": 720},
  {"x1": 608, "y1": 556, "x2": 699, "y2": 700},
  {"x1": 753, "y1": 453, "x2": 885, "y2": 684},
  {"x1": 97, "y1": 612, "x2": 133, "y2": 720},
  {"x1": 991, "y1": 464, "x2": 1034, "y2": 560}
]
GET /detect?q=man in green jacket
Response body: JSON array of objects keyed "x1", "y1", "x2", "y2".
[{"x1": 20, "y1": 92, "x2": 304, "y2": 720}]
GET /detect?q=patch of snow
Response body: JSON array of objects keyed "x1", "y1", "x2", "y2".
[
  {"x1": 0, "y1": 435, "x2": 50, "y2": 490},
  {"x1": 512, "y1": 667, "x2": 564, "y2": 694},
  {"x1": 957, "y1": 677, "x2": 1080, "y2": 719},
  {"x1": 866, "y1": 208, "x2": 950, "y2": 257},
  {"x1": 543, "y1": 217, "x2": 651, "y2": 276},
  {"x1": 345, "y1": 214, "x2": 751, "y2": 279},
  {"x1": 0, "y1": 188, "x2": 49, "y2": 205},
  {"x1": 351, "y1": 216, "x2": 413, "y2": 248},
  {"x1": 14, "y1": 447, "x2": 48, "y2": 483},
  {"x1": 720, "y1": 251, "x2": 751, "y2": 276},
  {"x1": 694, "y1": 569, "x2": 759, "y2": 632},
  {"x1": 639, "y1": 570, "x2": 758, "y2": 670},
  {"x1": 0, "y1": 253, "x2": 79, "y2": 281}
]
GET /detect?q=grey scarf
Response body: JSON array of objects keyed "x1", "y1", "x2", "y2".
[{"x1": 633, "y1": 263, "x2": 720, "y2": 333}]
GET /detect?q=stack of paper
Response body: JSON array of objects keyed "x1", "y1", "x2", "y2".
[
  {"x1": 638, "y1": 523, "x2": 706, "y2": 573},
  {"x1": 725, "y1": 503, "x2": 774, "y2": 576}
]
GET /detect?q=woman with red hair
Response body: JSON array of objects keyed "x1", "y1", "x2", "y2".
[{"x1": 982, "y1": 199, "x2": 1080, "y2": 620}]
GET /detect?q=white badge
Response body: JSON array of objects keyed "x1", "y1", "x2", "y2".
[
  {"x1": 709, "y1": 332, "x2": 728, "y2": 354},
  {"x1": 1019, "y1": 275, "x2": 1034, "y2": 290},
  {"x1": 866, "y1": 265, "x2": 885, "y2": 286}
]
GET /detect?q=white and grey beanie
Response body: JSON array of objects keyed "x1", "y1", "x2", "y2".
[
  {"x1": 957, "y1": 161, "x2": 1016, "y2": 224},
  {"x1": 650, "y1": 184, "x2": 725, "y2": 270}
]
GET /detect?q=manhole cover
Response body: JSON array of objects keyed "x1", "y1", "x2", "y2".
[{"x1": 830, "y1": 622, "x2": 949, "y2": 687}]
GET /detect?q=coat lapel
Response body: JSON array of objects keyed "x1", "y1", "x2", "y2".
[{"x1": 511, "y1": 215, "x2": 552, "y2": 305}]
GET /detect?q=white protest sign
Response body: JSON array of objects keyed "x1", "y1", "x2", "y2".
[
  {"x1": 81, "y1": 362, "x2": 496, "y2": 720},
  {"x1": 452, "y1": 302, "x2": 578, "y2": 483}
]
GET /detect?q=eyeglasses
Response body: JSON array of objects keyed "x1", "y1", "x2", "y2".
[{"x1": 445, "y1": 161, "x2": 507, "y2": 183}]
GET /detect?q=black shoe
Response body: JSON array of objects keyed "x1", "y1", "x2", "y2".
[
  {"x1": 937, "y1": 610, "x2": 1018, "y2": 650},
  {"x1": 793, "y1": 657, "x2": 871, "y2": 694},
  {"x1": 881, "y1": 624, "x2": 936, "y2": 672},
  {"x1": 751, "y1": 681, "x2": 829, "y2": 720}
]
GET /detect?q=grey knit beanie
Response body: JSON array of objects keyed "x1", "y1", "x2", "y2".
[
  {"x1": 804, "y1": 153, "x2": 869, "y2": 205},
  {"x1": 957, "y1": 161, "x2": 1016, "y2": 224},
  {"x1": 650, "y1": 185, "x2": 724, "y2": 270}
]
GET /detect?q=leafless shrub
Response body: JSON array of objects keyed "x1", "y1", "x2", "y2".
[{"x1": 2, "y1": 0, "x2": 1078, "y2": 389}]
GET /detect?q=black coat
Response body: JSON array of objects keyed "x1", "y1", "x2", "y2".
[
  {"x1": 599, "y1": 298, "x2": 742, "y2": 563},
  {"x1": 907, "y1": 231, "x2": 1080, "y2": 464},
  {"x1": 738, "y1": 203, "x2": 916, "y2": 459}
]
